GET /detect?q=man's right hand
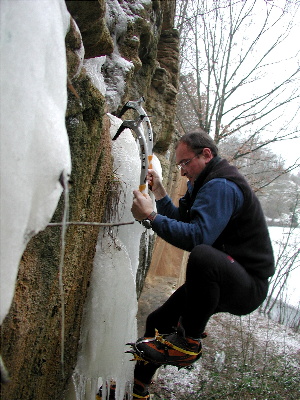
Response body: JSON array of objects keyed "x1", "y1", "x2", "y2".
[{"x1": 147, "y1": 169, "x2": 167, "y2": 200}]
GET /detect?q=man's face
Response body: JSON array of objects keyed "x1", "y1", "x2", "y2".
[{"x1": 175, "y1": 142, "x2": 213, "y2": 185}]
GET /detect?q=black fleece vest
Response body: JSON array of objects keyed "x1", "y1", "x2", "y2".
[{"x1": 179, "y1": 157, "x2": 275, "y2": 279}]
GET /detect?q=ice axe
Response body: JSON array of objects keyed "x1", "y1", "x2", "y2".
[
  {"x1": 118, "y1": 97, "x2": 154, "y2": 169},
  {"x1": 113, "y1": 116, "x2": 149, "y2": 194}
]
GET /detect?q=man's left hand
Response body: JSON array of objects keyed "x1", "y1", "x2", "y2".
[{"x1": 131, "y1": 190, "x2": 154, "y2": 221}]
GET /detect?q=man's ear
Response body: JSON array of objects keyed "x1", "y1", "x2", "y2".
[{"x1": 202, "y1": 147, "x2": 213, "y2": 161}]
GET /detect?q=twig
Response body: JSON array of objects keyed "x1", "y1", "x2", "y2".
[
  {"x1": 59, "y1": 171, "x2": 69, "y2": 380},
  {"x1": 48, "y1": 221, "x2": 135, "y2": 227}
]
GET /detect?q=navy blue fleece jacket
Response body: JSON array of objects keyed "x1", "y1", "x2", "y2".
[{"x1": 151, "y1": 178, "x2": 244, "y2": 252}]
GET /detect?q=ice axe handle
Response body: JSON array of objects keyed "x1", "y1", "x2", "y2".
[
  {"x1": 147, "y1": 154, "x2": 154, "y2": 191},
  {"x1": 139, "y1": 184, "x2": 147, "y2": 194}
]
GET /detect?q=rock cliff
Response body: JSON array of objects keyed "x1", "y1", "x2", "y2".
[{"x1": 0, "y1": 1, "x2": 179, "y2": 399}]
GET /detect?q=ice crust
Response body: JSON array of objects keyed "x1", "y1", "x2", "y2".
[{"x1": 0, "y1": 0, "x2": 71, "y2": 324}]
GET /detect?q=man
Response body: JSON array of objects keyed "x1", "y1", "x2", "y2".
[{"x1": 127, "y1": 131, "x2": 274, "y2": 399}]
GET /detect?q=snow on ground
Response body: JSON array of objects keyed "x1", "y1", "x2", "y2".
[{"x1": 151, "y1": 310, "x2": 300, "y2": 399}]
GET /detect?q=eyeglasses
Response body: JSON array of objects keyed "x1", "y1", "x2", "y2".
[{"x1": 177, "y1": 155, "x2": 199, "y2": 170}]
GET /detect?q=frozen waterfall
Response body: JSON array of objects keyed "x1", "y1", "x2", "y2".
[
  {"x1": 0, "y1": 0, "x2": 71, "y2": 325},
  {"x1": 1, "y1": 1, "x2": 161, "y2": 398},
  {"x1": 71, "y1": 114, "x2": 149, "y2": 400}
]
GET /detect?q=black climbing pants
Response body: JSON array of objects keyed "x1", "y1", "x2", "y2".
[
  {"x1": 145, "y1": 244, "x2": 269, "y2": 338},
  {"x1": 135, "y1": 244, "x2": 269, "y2": 384}
]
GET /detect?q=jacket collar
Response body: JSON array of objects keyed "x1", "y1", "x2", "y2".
[{"x1": 190, "y1": 155, "x2": 222, "y2": 195}]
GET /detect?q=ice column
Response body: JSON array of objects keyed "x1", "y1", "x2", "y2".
[
  {"x1": 0, "y1": 0, "x2": 71, "y2": 324},
  {"x1": 74, "y1": 114, "x2": 153, "y2": 400}
]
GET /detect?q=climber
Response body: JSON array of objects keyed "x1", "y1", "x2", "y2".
[{"x1": 128, "y1": 130, "x2": 274, "y2": 398}]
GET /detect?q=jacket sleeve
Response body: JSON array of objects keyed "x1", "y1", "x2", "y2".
[
  {"x1": 155, "y1": 195, "x2": 181, "y2": 220},
  {"x1": 151, "y1": 179, "x2": 244, "y2": 252}
]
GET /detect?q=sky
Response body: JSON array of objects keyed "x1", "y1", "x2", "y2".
[{"x1": 269, "y1": 137, "x2": 299, "y2": 169}]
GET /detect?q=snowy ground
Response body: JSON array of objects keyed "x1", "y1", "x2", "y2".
[
  {"x1": 137, "y1": 275, "x2": 300, "y2": 400},
  {"x1": 149, "y1": 311, "x2": 300, "y2": 399}
]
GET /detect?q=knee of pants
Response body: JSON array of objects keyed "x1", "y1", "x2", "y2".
[{"x1": 187, "y1": 244, "x2": 219, "y2": 280}]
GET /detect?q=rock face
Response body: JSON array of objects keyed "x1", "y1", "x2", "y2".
[{"x1": 0, "y1": 1, "x2": 179, "y2": 399}]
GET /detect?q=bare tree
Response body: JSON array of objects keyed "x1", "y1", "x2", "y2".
[
  {"x1": 175, "y1": 0, "x2": 300, "y2": 170},
  {"x1": 260, "y1": 198, "x2": 300, "y2": 330}
]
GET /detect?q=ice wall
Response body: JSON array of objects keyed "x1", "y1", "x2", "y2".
[
  {"x1": 1, "y1": 0, "x2": 161, "y2": 396},
  {"x1": 71, "y1": 3, "x2": 163, "y2": 397},
  {"x1": 0, "y1": 0, "x2": 71, "y2": 324},
  {"x1": 74, "y1": 114, "x2": 149, "y2": 400}
]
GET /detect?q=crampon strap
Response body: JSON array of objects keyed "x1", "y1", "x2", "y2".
[
  {"x1": 133, "y1": 393, "x2": 150, "y2": 399},
  {"x1": 131, "y1": 353, "x2": 149, "y2": 364},
  {"x1": 154, "y1": 329, "x2": 201, "y2": 356}
]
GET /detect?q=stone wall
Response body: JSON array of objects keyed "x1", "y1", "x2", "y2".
[{"x1": 0, "y1": 1, "x2": 179, "y2": 399}]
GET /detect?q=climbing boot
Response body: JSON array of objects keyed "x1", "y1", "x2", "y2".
[
  {"x1": 132, "y1": 378, "x2": 150, "y2": 399},
  {"x1": 128, "y1": 322, "x2": 205, "y2": 369}
]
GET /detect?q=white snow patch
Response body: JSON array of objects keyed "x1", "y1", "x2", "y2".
[
  {"x1": 103, "y1": 53, "x2": 134, "y2": 111},
  {"x1": 71, "y1": 18, "x2": 85, "y2": 78},
  {"x1": 106, "y1": 0, "x2": 135, "y2": 39},
  {"x1": 84, "y1": 57, "x2": 107, "y2": 96}
]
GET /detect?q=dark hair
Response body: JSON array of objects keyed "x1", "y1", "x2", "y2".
[{"x1": 176, "y1": 131, "x2": 218, "y2": 157}]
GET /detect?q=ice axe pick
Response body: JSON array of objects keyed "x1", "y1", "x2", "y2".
[
  {"x1": 118, "y1": 97, "x2": 154, "y2": 169},
  {"x1": 113, "y1": 116, "x2": 149, "y2": 194}
]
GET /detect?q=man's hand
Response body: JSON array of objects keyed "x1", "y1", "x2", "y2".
[
  {"x1": 131, "y1": 190, "x2": 154, "y2": 221},
  {"x1": 147, "y1": 169, "x2": 167, "y2": 200}
]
